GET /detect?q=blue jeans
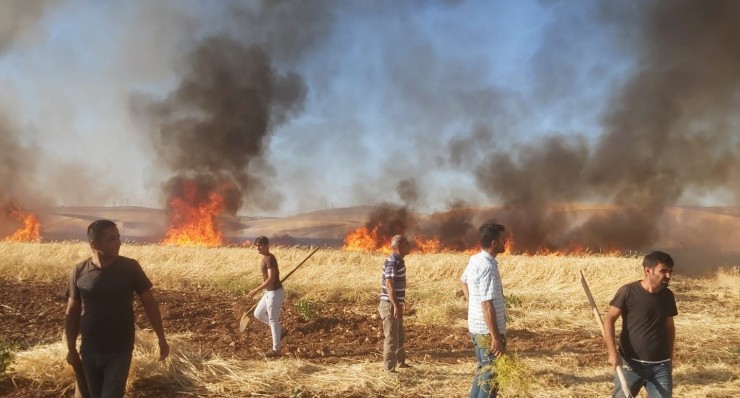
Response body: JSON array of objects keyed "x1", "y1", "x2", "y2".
[
  {"x1": 80, "y1": 350, "x2": 133, "y2": 398},
  {"x1": 613, "y1": 358, "x2": 672, "y2": 398},
  {"x1": 469, "y1": 333, "x2": 506, "y2": 398}
]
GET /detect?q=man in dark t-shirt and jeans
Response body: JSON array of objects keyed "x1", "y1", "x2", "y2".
[
  {"x1": 65, "y1": 220, "x2": 169, "y2": 398},
  {"x1": 604, "y1": 251, "x2": 678, "y2": 398}
]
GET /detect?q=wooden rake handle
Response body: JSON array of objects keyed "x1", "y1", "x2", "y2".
[
  {"x1": 579, "y1": 270, "x2": 632, "y2": 398},
  {"x1": 71, "y1": 359, "x2": 91, "y2": 398}
]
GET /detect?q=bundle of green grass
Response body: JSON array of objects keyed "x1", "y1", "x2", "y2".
[{"x1": 495, "y1": 352, "x2": 531, "y2": 395}]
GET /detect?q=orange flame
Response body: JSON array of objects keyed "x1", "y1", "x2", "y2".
[
  {"x1": 3, "y1": 204, "x2": 41, "y2": 242},
  {"x1": 503, "y1": 233, "x2": 514, "y2": 255},
  {"x1": 162, "y1": 188, "x2": 224, "y2": 247},
  {"x1": 505, "y1": 232, "x2": 623, "y2": 256},
  {"x1": 414, "y1": 236, "x2": 442, "y2": 253},
  {"x1": 343, "y1": 226, "x2": 392, "y2": 253},
  {"x1": 343, "y1": 228, "x2": 481, "y2": 254}
]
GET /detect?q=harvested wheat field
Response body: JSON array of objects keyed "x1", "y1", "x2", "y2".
[{"x1": 0, "y1": 242, "x2": 738, "y2": 397}]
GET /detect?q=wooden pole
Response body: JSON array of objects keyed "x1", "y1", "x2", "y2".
[
  {"x1": 579, "y1": 270, "x2": 632, "y2": 398},
  {"x1": 71, "y1": 358, "x2": 91, "y2": 398}
]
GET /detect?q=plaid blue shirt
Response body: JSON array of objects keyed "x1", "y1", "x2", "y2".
[{"x1": 461, "y1": 250, "x2": 506, "y2": 335}]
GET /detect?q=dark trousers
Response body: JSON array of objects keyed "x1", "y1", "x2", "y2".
[{"x1": 80, "y1": 350, "x2": 133, "y2": 398}]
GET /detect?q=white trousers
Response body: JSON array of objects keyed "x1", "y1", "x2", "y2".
[{"x1": 253, "y1": 287, "x2": 284, "y2": 351}]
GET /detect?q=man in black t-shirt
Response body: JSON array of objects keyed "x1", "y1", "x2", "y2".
[
  {"x1": 65, "y1": 220, "x2": 169, "y2": 398},
  {"x1": 604, "y1": 251, "x2": 677, "y2": 398}
]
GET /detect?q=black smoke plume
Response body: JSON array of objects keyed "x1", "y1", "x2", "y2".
[
  {"x1": 143, "y1": 36, "x2": 306, "y2": 216},
  {"x1": 366, "y1": 205, "x2": 415, "y2": 244},
  {"x1": 473, "y1": 0, "x2": 740, "y2": 255}
]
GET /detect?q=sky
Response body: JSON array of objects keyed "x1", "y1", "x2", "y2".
[{"x1": 1, "y1": 0, "x2": 739, "y2": 218}]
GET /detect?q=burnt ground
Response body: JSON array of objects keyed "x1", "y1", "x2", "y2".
[{"x1": 0, "y1": 278, "x2": 604, "y2": 397}]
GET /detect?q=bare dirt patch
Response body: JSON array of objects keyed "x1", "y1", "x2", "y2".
[{"x1": 0, "y1": 278, "x2": 488, "y2": 396}]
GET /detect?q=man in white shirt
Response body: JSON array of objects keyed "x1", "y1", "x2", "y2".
[{"x1": 461, "y1": 223, "x2": 507, "y2": 398}]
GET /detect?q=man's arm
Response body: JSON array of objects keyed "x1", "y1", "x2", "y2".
[
  {"x1": 385, "y1": 278, "x2": 402, "y2": 318},
  {"x1": 604, "y1": 305, "x2": 622, "y2": 367},
  {"x1": 247, "y1": 266, "x2": 277, "y2": 300},
  {"x1": 461, "y1": 282, "x2": 469, "y2": 301},
  {"x1": 139, "y1": 290, "x2": 169, "y2": 361},
  {"x1": 481, "y1": 300, "x2": 503, "y2": 357},
  {"x1": 64, "y1": 297, "x2": 82, "y2": 365},
  {"x1": 666, "y1": 316, "x2": 675, "y2": 360}
]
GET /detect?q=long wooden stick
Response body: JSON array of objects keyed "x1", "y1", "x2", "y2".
[
  {"x1": 579, "y1": 270, "x2": 632, "y2": 398},
  {"x1": 239, "y1": 247, "x2": 320, "y2": 333},
  {"x1": 71, "y1": 359, "x2": 91, "y2": 398}
]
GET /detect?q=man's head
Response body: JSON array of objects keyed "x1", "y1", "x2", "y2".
[
  {"x1": 642, "y1": 250, "x2": 674, "y2": 290},
  {"x1": 479, "y1": 223, "x2": 506, "y2": 255},
  {"x1": 391, "y1": 234, "x2": 409, "y2": 258},
  {"x1": 87, "y1": 219, "x2": 120, "y2": 258},
  {"x1": 255, "y1": 236, "x2": 270, "y2": 255}
]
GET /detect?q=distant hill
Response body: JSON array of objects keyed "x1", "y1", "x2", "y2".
[
  {"x1": 36, "y1": 205, "x2": 377, "y2": 245},
  {"x1": 34, "y1": 204, "x2": 740, "y2": 252}
]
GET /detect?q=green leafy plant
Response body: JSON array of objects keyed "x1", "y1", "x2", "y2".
[
  {"x1": 494, "y1": 352, "x2": 531, "y2": 395},
  {"x1": 291, "y1": 386, "x2": 304, "y2": 398},
  {"x1": 295, "y1": 299, "x2": 325, "y2": 322},
  {"x1": 504, "y1": 294, "x2": 523, "y2": 322},
  {"x1": 0, "y1": 341, "x2": 14, "y2": 374},
  {"x1": 473, "y1": 335, "x2": 531, "y2": 396},
  {"x1": 504, "y1": 294, "x2": 523, "y2": 308}
]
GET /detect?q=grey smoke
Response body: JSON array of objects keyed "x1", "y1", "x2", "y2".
[
  {"x1": 0, "y1": 0, "x2": 59, "y2": 54},
  {"x1": 471, "y1": 0, "x2": 740, "y2": 254},
  {"x1": 396, "y1": 178, "x2": 419, "y2": 206}
]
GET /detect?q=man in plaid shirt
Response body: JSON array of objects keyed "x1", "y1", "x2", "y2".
[{"x1": 461, "y1": 223, "x2": 507, "y2": 398}]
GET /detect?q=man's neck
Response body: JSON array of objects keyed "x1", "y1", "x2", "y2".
[
  {"x1": 640, "y1": 279, "x2": 662, "y2": 293},
  {"x1": 483, "y1": 248, "x2": 497, "y2": 258},
  {"x1": 92, "y1": 253, "x2": 116, "y2": 268}
]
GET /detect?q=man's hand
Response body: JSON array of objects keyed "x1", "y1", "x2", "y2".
[
  {"x1": 66, "y1": 349, "x2": 82, "y2": 367},
  {"x1": 607, "y1": 351, "x2": 622, "y2": 367},
  {"x1": 158, "y1": 337, "x2": 170, "y2": 361},
  {"x1": 490, "y1": 334, "x2": 504, "y2": 358},
  {"x1": 392, "y1": 302, "x2": 403, "y2": 319}
]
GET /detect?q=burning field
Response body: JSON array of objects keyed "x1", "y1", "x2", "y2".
[
  {"x1": 2, "y1": 0, "x2": 740, "y2": 395},
  {"x1": 0, "y1": 202, "x2": 41, "y2": 243}
]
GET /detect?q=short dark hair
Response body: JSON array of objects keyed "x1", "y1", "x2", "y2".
[
  {"x1": 255, "y1": 236, "x2": 269, "y2": 246},
  {"x1": 479, "y1": 223, "x2": 505, "y2": 248},
  {"x1": 87, "y1": 219, "x2": 117, "y2": 242},
  {"x1": 643, "y1": 251, "x2": 674, "y2": 269}
]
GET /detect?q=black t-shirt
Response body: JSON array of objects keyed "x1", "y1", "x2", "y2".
[
  {"x1": 610, "y1": 281, "x2": 678, "y2": 361},
  {"x1": 67, "y1": 256, "x2": 152, "y2": 353}
]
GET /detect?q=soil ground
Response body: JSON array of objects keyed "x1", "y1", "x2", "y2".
[{"x1": 0, "y1": 277, "x2": 603, "y2": 397}]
